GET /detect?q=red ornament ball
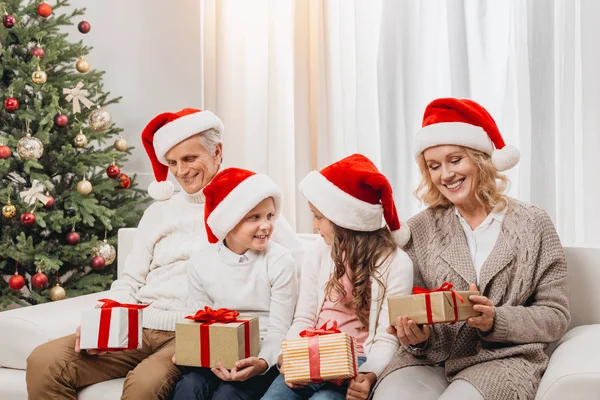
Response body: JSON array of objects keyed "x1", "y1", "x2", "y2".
[
  {"x1": 0, "y1": 145, "x2": 11, "y2": 159},
  {"x1": 54, "y1": 114, "x2": 68, "y2": 127},
  {"x1": 3, "y1": 14, "x2": 16, "y2": 28},
  {"x1": 44, "y1": 195, "x2": 54, "y2": 209},
  {"x1": 106, "y1": 164, "x2": 120, "y2": 179},
  {"x1": 4, "y1": 97, "x2": 19, "y2": 113},
  {"x1": 118, "y1": 173, "x2": 131, "y2": 189},
  {"x1": 31, "y1": 46, "x2": 45, "y2": 58},
  {"x1": 90, "y1": 256, "x2": 106, "y2": 270},
  {"x1": 78, "y1": 20, "x2": 91, "y2": 34},
  {"x1": 31, "y1": 272, "x2": 49, "y2": 289},
  {"x1": 66, "y1": 231, "x2": 80, "y2": 245},
  {"x1": 37, "y1": 2, "x2": 52, "y2": 18},
  {"x1": 8, "y1": 273, "x2": 25, "y2": 290},
  {"x1": 20, "y1": 212, "x2": 36, "y2": 227}
]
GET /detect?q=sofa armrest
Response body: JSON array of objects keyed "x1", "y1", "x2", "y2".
[
  {"x1": 535, "y1": 325, "x2": 600, "y2": 400},
  {"x1": 0, "y1": 290, "x2": 109, "y2": 370}
]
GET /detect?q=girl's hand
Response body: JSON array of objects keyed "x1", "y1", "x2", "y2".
[
  {"x1": 211, "y1": 357, "x2": 268, "y2": 382},
  {"x1": 346, "y1": 372, "x2": 377, "y2": 400},
  {"x1": 466, "y1": 283, "x2": 495, "y2": 332},
  {"x1": 279, "y1": 354, "x2": 308, "y2": 389},
  {"x1": 387, "y1": 316, "x2": 431, "y2": 346}
]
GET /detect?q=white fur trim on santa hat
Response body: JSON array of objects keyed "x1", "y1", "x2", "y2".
[
  {"x1": 299, "y1": 171, "x2": 384, "y2": 232},
  {"x1": 392, "y1": 222, "x2": 411, "y2": 247},
  {"x1": 154, "y1": 111, "x2": 224, "y2": 165},
  {"x1": 206, "y1": 174, "x2": 283, "y2": 241},
  {"x1": 148, "y1": 180, "x2": 175, "y2": 201},
  {"x1": 491, "y1": 145, "x2": 520, "y2": 171},
  {"x1": 414, "y1": 122, "x2": 494, "y2": 161}
]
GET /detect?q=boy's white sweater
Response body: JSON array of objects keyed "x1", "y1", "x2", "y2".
[{"x1": 186, "y1": 241, "x2": 298, "y2": 368}]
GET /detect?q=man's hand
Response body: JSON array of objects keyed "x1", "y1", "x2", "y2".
[
  {"x1": 211, "y1": 357, "x2": 268, "y2": 382},
  {"x1": 74, "y1": 325, "x2": 106, "y2": 356},
  {"x1": 386, "y1": 316, "x2": 431, "y2": 346},
  {"x1": 346, "y1": 372, "x2": 377, "y2": 400}
]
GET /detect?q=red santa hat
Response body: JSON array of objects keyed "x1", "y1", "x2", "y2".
[
  {"x1": 203, "y1": 167, "x2": 283, "y2": 244},
  {"x1": 141, "y1": 108, "x2": 224, "y2": 200},
  {"x1": 298, "y1": 154, "x2": 410, "y2": 246},
  {"x1": 414, "y1": 98, "x2": 520, "y2": 171}
]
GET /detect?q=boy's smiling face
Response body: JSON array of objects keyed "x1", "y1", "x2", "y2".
[{"x1": 224, "y1": 197, "x2": 276, "y2": 255}]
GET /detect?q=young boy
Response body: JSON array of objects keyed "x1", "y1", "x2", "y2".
[{"x1": 172, "y1": 167, "x2": 298, "y2": 400}]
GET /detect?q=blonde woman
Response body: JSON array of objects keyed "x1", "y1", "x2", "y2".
[{"x1": 373, "y1": 98, "x2": 570, "y2": 400}]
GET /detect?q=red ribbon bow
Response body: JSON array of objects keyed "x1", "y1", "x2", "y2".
[
  {"x1": 185, "y1": 306, "x2": 240, "y2": 323},
  {"x1": 185, "y1": 306, "x2": 250, "y2": 367},
  {"x1": 96, "y1": 299, "x2": 150, "y2": 351},
  {"x1": 298, "y1": 320, "x2": 357, "y2": 384},
  {"x1": 411, "y1": 282, "x2": 464, "y2": 324},
  {"x1": 299, "y1": 320, "x2": 341, "y2": 337}
]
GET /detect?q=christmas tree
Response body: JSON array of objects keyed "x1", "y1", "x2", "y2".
[{"x1": 0, "y1": 0, "x2": 148, "y2": 308}]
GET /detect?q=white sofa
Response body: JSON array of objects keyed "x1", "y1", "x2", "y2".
[{"x1": 0, "y1": 228, "x2": 599, "y2": 399}]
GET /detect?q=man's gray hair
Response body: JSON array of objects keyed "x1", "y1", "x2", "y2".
[{"x1": 197, "y1": 128, "x2": 222, "y2": 156}]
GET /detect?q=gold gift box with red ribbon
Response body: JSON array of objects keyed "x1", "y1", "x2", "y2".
[
  {"x1": 282, "y1": 320, "x2": 358, "y2": 384},
  {"x1": 175, "y1": 307, "x2": 260, "y2": 369},
  {"x1": 80, "y1": 299, "x2": 149, "y2": 351},
  {"x1": 388, "y1": 282, "x2": 481, "y2": 325}
]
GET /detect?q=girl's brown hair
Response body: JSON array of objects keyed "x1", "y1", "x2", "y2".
[
  {"x1": 414, "y1": 147, "x2": 509, "y2": 213},
  {"x1": 324, "y1": 223, "x2": 397, "y2": 330}
]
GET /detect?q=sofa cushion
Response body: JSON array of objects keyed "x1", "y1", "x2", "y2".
[
  {"x1": 79, "y1": 378, "x2": 125, "y2": 399},
  {"x1": 0, "y1": 291, "x2": 109, "y2": 369}
]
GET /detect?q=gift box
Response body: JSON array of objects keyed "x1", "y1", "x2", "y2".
[
  {"x1": 80, "y1": 299, "x2": 149, "y2": 351},
  {"x1": 282, "y1": 321, "x2": 358, "y2": 384},
  {"x1": 388, "y1": 282, "x2": 481, "y2": 325},
  {"x1": 175, "y1": 307, "x2": 260, "y2": 369}
]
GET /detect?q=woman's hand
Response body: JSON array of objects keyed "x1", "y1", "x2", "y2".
[
  {"x1": 466, "y1": 283, "x2": 495, "y2": 333},
  {"x1": 346, "y1": 372, "x2": 377, "y2": 400},
  {"x1": 387, "y1": 316, "x2": 431, "y2": 346},
  {"x1": 211, "y1": 357, "x2": 268, "y2": 382},
  {"x1": 279, "y1": 353, "x2": 308, "y2": 389}
]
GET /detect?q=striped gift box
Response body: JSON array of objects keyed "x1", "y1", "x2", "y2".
[{"x1": 282, "y1": 330, "x2": 358, "y2": 384}]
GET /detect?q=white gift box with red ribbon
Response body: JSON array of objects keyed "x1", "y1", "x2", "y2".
[{"x1": 80, "y1": 299, "x2": 149, "y2": 351}]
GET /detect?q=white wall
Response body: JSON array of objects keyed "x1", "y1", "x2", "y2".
[{"x1": 62, "y1": 1, "x2": 203, "y2": 190}]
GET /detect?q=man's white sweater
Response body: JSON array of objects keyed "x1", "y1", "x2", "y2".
[
  {"x1": 186, "y1": 241, "x2": 298, "y2": 368},
  {"x1": 109, "y1": 190, "x2": 302, "y2": 332}
]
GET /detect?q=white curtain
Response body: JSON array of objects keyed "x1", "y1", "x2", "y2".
[{"x1": 200, "y1": 0, "x2": 600, "y2": 245}]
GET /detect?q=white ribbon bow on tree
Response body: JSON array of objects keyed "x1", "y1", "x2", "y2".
[
  {"x1": 20, "y1": 180, "x2": 50, "y2": 206},
  {"x1": 63, "y1": 82, "x2": 95, "y2": 113}
]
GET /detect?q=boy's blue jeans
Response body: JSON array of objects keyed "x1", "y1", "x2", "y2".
[
  {"x1": 171, "y1": 365, "x2": 279, "y2": 400},
  {"x1": 260, "y1": 356, "x2": 367, "y2": 400}
]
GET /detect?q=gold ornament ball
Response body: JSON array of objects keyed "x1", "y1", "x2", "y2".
[
  {"x1": 17, "y1": 134, "x2": 44, "y2": 160},
  {"x1": 74, "y1": 132, "x2": 88, "y2": 148},
  {"x1": 2, "y1": 201, "x2": 16, "y2": 219},
  {"x1": 113, "y1": 136, "x2": 128, "y2": 152},
  {"x1": 76, "y1": 58, "x2": 90, "y2": 73},
  {"x1": 49, "y1": 284, "x2": 66, "y2": 301},
  {"x1": 91, "y1": 240, "x2": 116, "y2": 266},
  {"x1": 32, "y1": 67, "x2": 47, "y2": 84},
  {"x1": 77, "y1": 178, "x2": 93, "y2": 195},
  {"x1": 89, "y1": 107, "x2": 112, "y2": 132}
]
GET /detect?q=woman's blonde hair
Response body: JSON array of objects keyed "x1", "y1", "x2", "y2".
[
  {"x1": 415, "y1": 147, "x2": 509, "y2": 212},
  {"x1": 324, "y1": 223, "x2": 397, "y2": 330}
]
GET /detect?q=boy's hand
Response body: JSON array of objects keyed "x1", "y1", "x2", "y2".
[
  {"x1": 211, "y1": 357, "x2": 268, "y2": 382},
  {"x1": 346, "y1": 372, "x2": 376, "y2": 400}
]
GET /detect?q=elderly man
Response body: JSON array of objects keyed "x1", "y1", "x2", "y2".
[{"x1": 25, "y1": 109, "x2": 303, "y2": 400}]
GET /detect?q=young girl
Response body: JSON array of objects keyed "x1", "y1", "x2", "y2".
[
  {"x1": 262, "y1": 154, "x2": 414, "y2": 400},
  {"x1": 172, "y1": 167, "x2": 298, "y2": 400}
]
